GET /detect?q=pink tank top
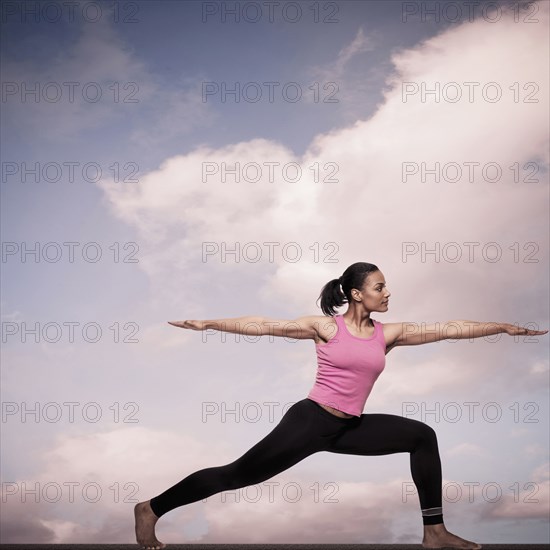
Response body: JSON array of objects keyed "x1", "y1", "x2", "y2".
[{"x1": 307, "y1": 315, "x2": 386, "y2": 417}]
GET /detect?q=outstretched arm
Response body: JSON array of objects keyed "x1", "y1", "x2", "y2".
[
  {"x1": 384, "y1": 320, "x2": 548, "y2": 348},
  {"x1": 167, "y1": 315, "x2": 327, "y2": 340}
]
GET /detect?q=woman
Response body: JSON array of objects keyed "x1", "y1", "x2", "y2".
[{"x1": 134, "y1": 262, "x2": 547, "y2": 550}]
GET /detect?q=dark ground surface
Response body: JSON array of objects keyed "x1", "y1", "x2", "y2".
[{"x1": 0, "y1": 545, "x2": 548, "y2": 549}]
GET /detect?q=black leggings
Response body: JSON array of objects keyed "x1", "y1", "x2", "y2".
[{"x1": 149, "y1": 398, "x2": 443, "y2": 525}]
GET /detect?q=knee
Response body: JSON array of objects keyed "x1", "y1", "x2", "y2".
[{"x1": 415, "y1": 421, "x2": 438, "y2": 447}]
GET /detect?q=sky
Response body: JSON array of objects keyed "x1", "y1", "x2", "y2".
[{"x1": 1, "y1": 0, "x2": 549, "y2": 545}]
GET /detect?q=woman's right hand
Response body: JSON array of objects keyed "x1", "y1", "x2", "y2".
[
  {"x1": 503, "y1": 323, "x2": 548, "y2": 336},
  {"x1": 168, "y1": 320, "x2": 204, "y2": 330}
]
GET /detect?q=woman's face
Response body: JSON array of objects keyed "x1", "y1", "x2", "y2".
[{"x1": 352, "y1": 271, "x2": 391, "y2": 312}]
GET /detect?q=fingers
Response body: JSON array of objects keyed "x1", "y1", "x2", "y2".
[
  {"x1": 524, "y1": 328, "x2": 548, "y2": 334},
  {"x1": 520, "y1": 328, "x2": 548, "y2": 335},
  {"x1": 167, "y1": 320, "x2": 198, "y2": 329},
  {"x1": 507, "y1": 327, "x2": 548, "y2": 336}
]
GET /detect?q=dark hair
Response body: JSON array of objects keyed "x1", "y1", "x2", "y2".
[{"x1": 317, "y1": 262, "x2": 380, "y2": 316}]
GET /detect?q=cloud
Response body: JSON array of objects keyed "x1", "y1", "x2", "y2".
[
  {"x1": 305, "y1": 26, "x2": 380, "y2": 118},
  {"x1": 310, "y1": 26, "x2": 376, "y2": 82},
  {"x1": 0, "y1": 423, "x2": 422, "y2": 544},
  {"x1": 95, "y1": 0, "x2": 549, "y2": 417},
  {"x1": 0, "y1": 426, "x2": 235, "y2": 543},
  {"x1": 98, "y1": 0, "x2": 548, "y2": 314},
  {"x1": 2, "y1": 7, "x2": 213, "y2": 142},
  {"x1": 3, "y1": 2, "x2": 548, "y2": 544},
  {"x1": 2, "y1": 420, "x2": 547, "y2": 543},
  {"x1": 481, "y1": 462, "x2": 549, "y2": 520},
  {"x1": 0, "y1": 425, "x2": 425, "y2": 544},
  {"x1": 196, "y1": 479, "x2": 399, "y2": 543},
  {"x1": 0, "y1": 305, "x2": 24, "y2": 322},
  {"x1": 0, "y1": 499, "x2": 56, "y2": 543},
  {"x1": 445, "y1": 442, "x2": 487, "y2": 458}
]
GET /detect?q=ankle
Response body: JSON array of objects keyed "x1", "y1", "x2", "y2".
[
  {"x1": 424, "y1": 522, "x2": 446, "y2": 533},
  {"x1": 146, "y1": 499, "x2": 160, "y2": 519},
  {"x1": 422, "y1": 506, "x2": 443, "y2": 526}
]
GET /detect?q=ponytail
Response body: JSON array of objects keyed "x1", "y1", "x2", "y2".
[
  {"x1": 317, "y1": 262, "x2": 380, "y2": 316},
  {"x1": 318, "y1": 278, "x2": 346, "y2": 316}
]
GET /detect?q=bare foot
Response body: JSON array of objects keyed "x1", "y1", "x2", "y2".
[
  {"x1": 134, "y1": 500, "x2": 166, "y2": 550},
  {"x1": 423, "y1": 523, "x2": 481, "y2": 549}
]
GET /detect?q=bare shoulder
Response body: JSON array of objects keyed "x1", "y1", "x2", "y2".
[
  {"x1": 380, "y1": 322, "x2": 403, "y2": 351},
  {"x1": 298, "y1": 314, "x2": 337, "y2": 344}
]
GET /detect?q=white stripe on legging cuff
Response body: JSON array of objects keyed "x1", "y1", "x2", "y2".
[{"x1": 421, "y1": 507, "x2": 443, "y2": 516}]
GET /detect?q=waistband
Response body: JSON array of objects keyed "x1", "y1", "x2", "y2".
[{"x1": 305, "y1": 398, "x2": 360, "y2": 424}]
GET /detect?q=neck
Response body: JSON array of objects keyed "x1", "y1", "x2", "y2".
[{"x1": 343, "y1": 306, "x2": 373, "y2": 328}]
